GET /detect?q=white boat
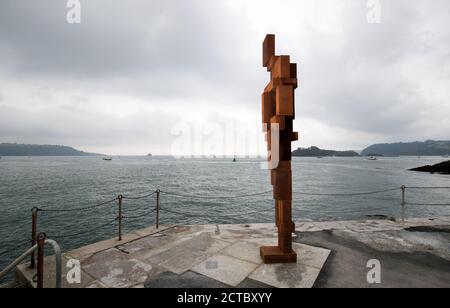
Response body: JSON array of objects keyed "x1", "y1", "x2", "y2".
[
  {"x1": 102, "y1": 157, "x2": 113, "y2": 161},
  {"x1": 366, "y1": 156, "x2": 378, "y2": 161}
]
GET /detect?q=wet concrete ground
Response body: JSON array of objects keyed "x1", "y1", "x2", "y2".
[
  {"x1": 14, "y1": 216, "x2": 450, "y2": 288},
  {"x1": 299, "y1": 228, "x2": 450, "y2": 288}
]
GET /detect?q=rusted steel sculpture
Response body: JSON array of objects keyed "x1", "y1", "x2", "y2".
[{"x1": 261, "y1": 34, "x2": 298, "y2": 263}]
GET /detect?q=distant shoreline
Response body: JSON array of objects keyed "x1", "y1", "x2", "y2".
[{"x1": 0, "y1": 143, "x2": 100, "y2": 157}]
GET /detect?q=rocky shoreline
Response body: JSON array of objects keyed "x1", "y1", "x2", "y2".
[{"x1": 409, "y1": 160, "x2": 450, "y2": 174}]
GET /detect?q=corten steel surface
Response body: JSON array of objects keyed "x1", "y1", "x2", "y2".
[{"x1": 261, "y1": 34, "x2": 298, "y2": 263}]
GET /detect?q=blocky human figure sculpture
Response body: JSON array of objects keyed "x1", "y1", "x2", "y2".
[{"x1": 261, "y1": 34, "x2": 298, "y2": 263}]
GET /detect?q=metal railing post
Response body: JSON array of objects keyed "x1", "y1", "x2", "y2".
[
  {"x1": 118, "y1": 195, "x2": 123, "y2": 241},
  {"x1": 401, "y1": 185, "x2": 406, "y2": 222},
  {"x1": 31, "y1": 207, "x2": 38, "y2": 269},
  {"x1": 156, "y1": 189, "x2": 160, "y2": 229},
  {"x1": 37, "y1": 233, "x2": 46, "y2": 289}
]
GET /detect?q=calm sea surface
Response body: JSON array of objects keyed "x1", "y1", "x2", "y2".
[{"x1": 1, "y1": 155, "x2": 449, "y2": 281}]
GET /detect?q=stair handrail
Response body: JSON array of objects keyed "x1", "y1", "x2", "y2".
[{"x1": 0, "y1": 238, "x2": 61, "y2": 288}]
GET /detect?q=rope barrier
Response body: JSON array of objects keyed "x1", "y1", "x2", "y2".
[
  {"x1": 297, "y1": 205, "x2": 393, "y2": 214},
  {"x1": 38, "y1": 197, "x2": 118, "y2": 213},
  {"x1": 406, "y1": 187, "x2": 450, "y2": 190},
  {"x1": 295, "y1": 187, "x2": 400, "y2": 196},
  {"x1": 32, "y1": 185, "x2": 449, "y2": 214},
  {"x1": 123, "y1": 208, "x2": 157, "y2": 220},
  {"x1": 2, "y1": 184, "x2": 447, "y2": 261},
  {"x1": 405, "y1": 202, "x2": 450, "y2": 207},
  {"x1": 50, "y1": 218, "x2": 117, "y2": 240},
  {"x1": 160, "y1": 189, "x2": 273, "y2": 199},
  {"x1": 122, "y1": 191, "x2": 157, "y2": 200},
  {"x1": 159, "y1": 206, "x2": 272, "y2": 219},
  {"x1": 36, "y1": 190, "x2": 158, "y2": 213}
]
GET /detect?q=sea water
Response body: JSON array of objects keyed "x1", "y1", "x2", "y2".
[{"x1": 0, "y1": 155, "x2": 449, "y2": 281}]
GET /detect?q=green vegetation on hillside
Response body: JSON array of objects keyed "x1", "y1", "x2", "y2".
[
  {"x1": 0, "y1": 143, "x2": 98, "y2": 156},
  {"x1": 292, "y1": 146, "x2": 359, "y2": 157},
  {"x1": 361, "y1": 140, "x2": 450, "y2": 156}
]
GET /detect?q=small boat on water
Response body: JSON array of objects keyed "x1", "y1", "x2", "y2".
[
  {"x1": 147, "y1": 153, "x2": 152, "y2": 157},
  {"x1": 102, "y1": 157, "x2": 113, "y2": 161},
  {"x1": 366, "y1": 156, "x2": 378, "y2": 161},
  {"x1": 233, "y1": 156, "x2": 237, "y2": 162}
]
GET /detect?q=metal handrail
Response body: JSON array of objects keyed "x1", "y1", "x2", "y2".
[{"x1": 0, "y1": 238, "x2": 62, "y2": 288}]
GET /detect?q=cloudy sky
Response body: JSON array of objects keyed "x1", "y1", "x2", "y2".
[{"x1": 0, "y1": 0, "x2": 449, "y2": 155}]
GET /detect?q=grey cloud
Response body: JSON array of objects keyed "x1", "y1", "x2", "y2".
[
  {"x1": 0, "y1": 0, "x2": 260, "y2": 102},
  {"x1": 0, "y1": 0, "x2": 449, "y2": 153},
  {"x1": 296, "y1": 0, "x2": 450, "y2": 139},
  {"x1": 0, "y1": 104, "x2": 179, "y2": 152}
]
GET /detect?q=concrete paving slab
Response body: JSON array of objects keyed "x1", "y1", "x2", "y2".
[
  {"x1": 292, "y1": 243, "x2": 331, "y2": 270},
  {"x1": 296, "y1": 222, "x2": 323, "y2": 232},
  {"x1": 147, "y1": 233, "x2": 231, "y2": 274},
  {"x1": 249, "y1": 262, "x2": 321, "y2": 288},
  {"x1": 145, "y1": 271, "x2": 230, "y2": 288},
  {"x1": 192, "y1": 254, "x2": 259, "y2": 287},
  {"x1": 236, "y1": 237, "x2": 331, "y2": 288},
  {"x1": 81, "y1": 248, "x2": 163, "y2": 288},
  {"x1": 186, "y1": 224, "x2": 224, "y2": 236},
  {"x1": 85, "y1": 280, "x2": 108, "y2": 288},
  {"x1": 237, "y1": 278, "x2": 273, "y2": 288},
  {"x1": 13, "y1": 216, "x2": 449, "y2": 288},
  {"x1": 243, "y1": 237, "x2": 331, "y2": 263},
  {"x1": 116, "y1": 232, "x2": 174, "y2": 255},
  {"x1": 436, "y1": 217, "x2": 450, "y2": 224},
  {"x1": 310, "y1": 220, "x2": 353, "y2": 231},
  {"x1": 436, "y1": 216, "x2": 450, "y2": 223},
  {"x1": 161, "y1": 225, "x2": 210, "y2": 238},
  {"x1": 245, "y1": 237, "x2": 278, "y2": 247},
  {"x1": 211, "y1": 224, "x2": 277, "y2": 243},
  {"x1": 136, "y1": 234, "x2": 202, "y2": 261},
  {"x1": 221, "y1": 238, "x2": 330, "y2": 271},
  {"x1": 221, "y1": 241, "x2": 262, "y2": 264},
  {"x1": 133, "y1": 225, "x2": 170, "y2": 237},
  {"x1": 68, "y1": 232, "x2": 142, "y2": 260},
  {"x1": 402, "y1": 217, "x2": 447, "y2": 227}
]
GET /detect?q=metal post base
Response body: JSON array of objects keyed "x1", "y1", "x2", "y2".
[{"x1": 260, "y1": 246, "x2": 297, "y2": 264}]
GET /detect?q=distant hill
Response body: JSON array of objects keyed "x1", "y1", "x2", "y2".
[
  {"x1": 0, "y1": 143, "x2": 99, "y2": 156},
  {"x1": 292, "y1": 146, "x2": 359, "y2": 157},
  {"x1": 361, "y1": 140, "x2": 450, "y2": 156}
]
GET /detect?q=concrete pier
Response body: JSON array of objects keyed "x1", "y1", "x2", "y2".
[{"x1": 14, "y1": 216, "x2": 450, "y2": 288}]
